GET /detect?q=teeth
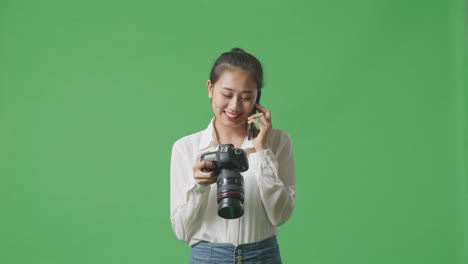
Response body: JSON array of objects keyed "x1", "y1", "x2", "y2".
[{"x1": 225, "y1": 112, "x2": 240, "y2": 118}]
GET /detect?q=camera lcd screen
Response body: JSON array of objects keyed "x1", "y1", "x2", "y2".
[{"x1": 204, "y1": 153, "x2": 216, "y2": 160}]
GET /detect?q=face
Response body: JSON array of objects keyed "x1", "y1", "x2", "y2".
[{"x1": 207, "y1": 68, "x2": 258, "y2": 131}]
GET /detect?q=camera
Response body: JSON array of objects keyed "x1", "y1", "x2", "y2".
[{"x1": 201, "y1": 144, "x2": 249, "y2": 219}]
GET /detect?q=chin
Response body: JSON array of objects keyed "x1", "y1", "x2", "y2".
[
  {"x1": 223, "y1": 119, "x2": 243, "y2": 127},
  {"x1": 218, "y1": 115, "x2": 245, "y2": 128}
]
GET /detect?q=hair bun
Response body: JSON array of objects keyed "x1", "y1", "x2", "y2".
[{"x1": 231, "y1": 48, "x2": 246, "y2": 53}]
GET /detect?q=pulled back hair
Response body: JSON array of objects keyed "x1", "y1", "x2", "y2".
[{"x1": 209, "y1": 48, "x2": 263, "y2": 90}]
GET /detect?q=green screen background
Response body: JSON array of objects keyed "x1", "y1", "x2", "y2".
[{"x1": 1, "y1": 1, "x2": 467, "y2": 263}]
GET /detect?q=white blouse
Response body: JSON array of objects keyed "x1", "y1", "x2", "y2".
[{"x1": 170, "y1": 118, "x2": 296, "y2": 246}]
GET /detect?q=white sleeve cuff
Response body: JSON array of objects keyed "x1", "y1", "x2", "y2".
[{"x1": 192, "y1": 182, "x2": 211, "y2": 193}]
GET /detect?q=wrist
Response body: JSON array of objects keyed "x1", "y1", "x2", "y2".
[
  {"x1": 194, "y1": 182, "x2": 211, "y2": 192},
  {"x1": 252, "y1": 141, "x2": 268, "y2": 153},
  {"x1": 255, "y1": 146, "x2": 267, "y2": 152}
]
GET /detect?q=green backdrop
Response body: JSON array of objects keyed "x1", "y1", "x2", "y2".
[{"x1": 1, "y1": 0, "x2": 467, "y2": 263}]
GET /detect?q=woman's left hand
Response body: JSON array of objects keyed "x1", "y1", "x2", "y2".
[{"x1": 248, "y1": 103, "x2": 272, "y2": 152}]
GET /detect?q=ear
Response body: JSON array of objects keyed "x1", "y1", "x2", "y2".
[{"x1": 207, "y1": 80, "x2": 214, "y2": 99}]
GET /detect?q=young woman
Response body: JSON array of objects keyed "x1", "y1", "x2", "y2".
[{"x1": 170, "y1": 48, "x2": 296, "y2": 264}]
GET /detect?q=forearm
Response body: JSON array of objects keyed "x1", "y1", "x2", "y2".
[
  {"x1": 170, "y1": 183, "x2": 211, "y2": 242},
  {"x1": 170, "y1": 142, "x2": 212, "y2": 243},
  {"x1": 250, "y1": 148, "x2": 296, "y2": 226}
]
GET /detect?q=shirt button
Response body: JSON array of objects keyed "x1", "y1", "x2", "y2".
[{"x1": 237, "y1": 249, "x2": 242, "y2": 254}]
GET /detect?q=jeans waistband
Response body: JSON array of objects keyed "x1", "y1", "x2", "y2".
[
  {"x1": 194, "y1": 236, "x2": 277, "y2": 250},
  {"x1": 190, "y1": 236, "x2": 281, "y2": 264}
]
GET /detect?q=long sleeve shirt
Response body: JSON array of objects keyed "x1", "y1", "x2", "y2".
[{"x1": 170, "y1": 118, "x2": 296, "y2": 246}]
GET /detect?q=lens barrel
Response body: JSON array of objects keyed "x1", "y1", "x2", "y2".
[{"x1": 216, "y1": 169, "x2": 244, "y2": 219}]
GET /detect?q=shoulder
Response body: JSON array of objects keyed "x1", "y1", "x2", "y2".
[
  {"x1": 267, "y1": 128, "x2": 293, "y2": 152},
  {"x1": 172, "y1": 129, "x2": 205, "y2": 152},
  {"x1": 171, "y1": 130, "x2": 206, "y2": 164},
  {"x1": 173, "y1": 118, "x2": 214, "y2": 152},
  {"x1": 269, "y1": 128, "x2": 292, "y2": 143}
]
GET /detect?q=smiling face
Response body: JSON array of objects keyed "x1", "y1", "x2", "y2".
[{"x1": 208, "y1": 67, "x2": 258, "y2": 134}]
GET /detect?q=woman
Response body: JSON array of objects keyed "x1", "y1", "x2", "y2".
[{"x1": 170, "y1": 48, "x2": 296, "y2": 263}]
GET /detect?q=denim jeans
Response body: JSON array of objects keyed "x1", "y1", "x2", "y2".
[{"x1": 189, "y1": 236, "x2": 282, "y2": 264}]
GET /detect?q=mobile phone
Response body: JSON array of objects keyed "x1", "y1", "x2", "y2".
[{"x1": 248, "y1": 90, "x2": 262, "y2": 140}]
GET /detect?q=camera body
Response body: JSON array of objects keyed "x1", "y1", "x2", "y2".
[{"x1": 201, "y1": 144, "x2": 249, "y2": 219}]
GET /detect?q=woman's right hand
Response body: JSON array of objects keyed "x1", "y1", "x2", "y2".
[{"x1": 193, "y1": 156, "x2": 217, "y2": 186}]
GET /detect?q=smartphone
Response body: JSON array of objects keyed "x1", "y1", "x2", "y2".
[{"x1": 248, "y1": 90, "x2": 262, "y2": 140}]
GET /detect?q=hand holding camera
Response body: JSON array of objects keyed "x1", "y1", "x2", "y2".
[
  {"x1": 193, "y1": 157, "x2": 217, "y2": 186},
  {"x1": 199, "y1": 144, "x2": 249, "y2": 219}
]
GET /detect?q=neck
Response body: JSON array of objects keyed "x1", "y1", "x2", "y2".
[{"x1": 213, "y1": 118, "x2": 248, "y2": 147}]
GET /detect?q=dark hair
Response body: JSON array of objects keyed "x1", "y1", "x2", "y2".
[{"x1": 209, "y1": 48, "x2": 263, "y2": 90}]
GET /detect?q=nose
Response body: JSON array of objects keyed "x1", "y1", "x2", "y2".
[{"x1": 228, "y1": 96, "x2": 241, "y2": 111}]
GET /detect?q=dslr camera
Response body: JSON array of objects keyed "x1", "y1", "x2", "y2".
[{"x1": 201, "y1": 144, "x2": 249, "y2": 219}]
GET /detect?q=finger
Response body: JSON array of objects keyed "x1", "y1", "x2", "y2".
[
  {"x1": 197, "y1": 178, "x2": 216, "y2": 186},
  {"x1": 248, "y1": 117, "x2": 271, "y2": 129},
  {"x1": 248, "y1": 113, "x2": 263, "y2": 119},
  {"x1": 195, "y1": 174, "x2": 216, "y2": 185},
  {"x1": 195, "y1": 171, "x2": 216, "y2": 182},
  {"x1": 248, "y1": 112, "x2": 270, "y2": 122},
  {"x1": 254, "y1": 104, "x2": 271, "y2": 117},
  {"x1": 195, "y1": 159, "x2": 216, "y2": 170},
  {"x1": 254, "y1": 104, "x2": 270, "y2": 113},
  {"x1": 249, "y1": 111, "x2": 271, "y2": 121},
  {"x1": 195, "y1": 171, "x2": 214, "y2": 179},
  {"x1": 254, "y1": 103, "x2": 268, "y2": 111},
  {"x1": 248, "y1": 114, "x2": 272, "y2": 127},
  {"x1": 201, "y1": 160, "x2": 216, "y2": 168}
]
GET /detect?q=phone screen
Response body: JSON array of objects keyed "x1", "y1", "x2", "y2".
[{"x1": 248, "y1": 90, "x2": 261, "y2": 140}]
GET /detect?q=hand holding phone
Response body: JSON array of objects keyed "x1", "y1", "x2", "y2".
[
  {"x1": 248, "y1": 90, "x2": 262, "y2": 140},
  {"x1": 247, "y1": 97, "x2": 272, "y2": 152}
]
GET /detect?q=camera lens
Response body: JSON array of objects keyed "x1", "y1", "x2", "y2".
[{"x1": 216, "y1": 168, "x2": 244, "y2": 219}]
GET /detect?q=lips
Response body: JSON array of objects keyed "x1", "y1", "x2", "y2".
[{"x1": 224, "y1": 111, "x2": 241, "y2": 122}]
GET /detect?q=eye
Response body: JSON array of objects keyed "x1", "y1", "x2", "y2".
[
  {"x1": 222, "y1": 93, "x2": 233, "y2": 98},
  {"x1": 241, "y1": 97, "x2": 253, "y2": 101}
]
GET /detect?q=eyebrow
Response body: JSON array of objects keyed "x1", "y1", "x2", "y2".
[{"x1": 221, "y1": 87, "x2": 254, "y2": 94}]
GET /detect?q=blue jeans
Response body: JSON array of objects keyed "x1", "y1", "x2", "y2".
[{"x1": 190, "y1": 236, "x2": 282, "y2": 264}]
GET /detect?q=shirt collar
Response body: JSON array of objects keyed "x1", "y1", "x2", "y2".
[
  {"x1": 198, "y1": 117, "x2": 218, "y2": 151},
  {"x1": 198, "y1": 117, "x2": 255, "y2": 151}
]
